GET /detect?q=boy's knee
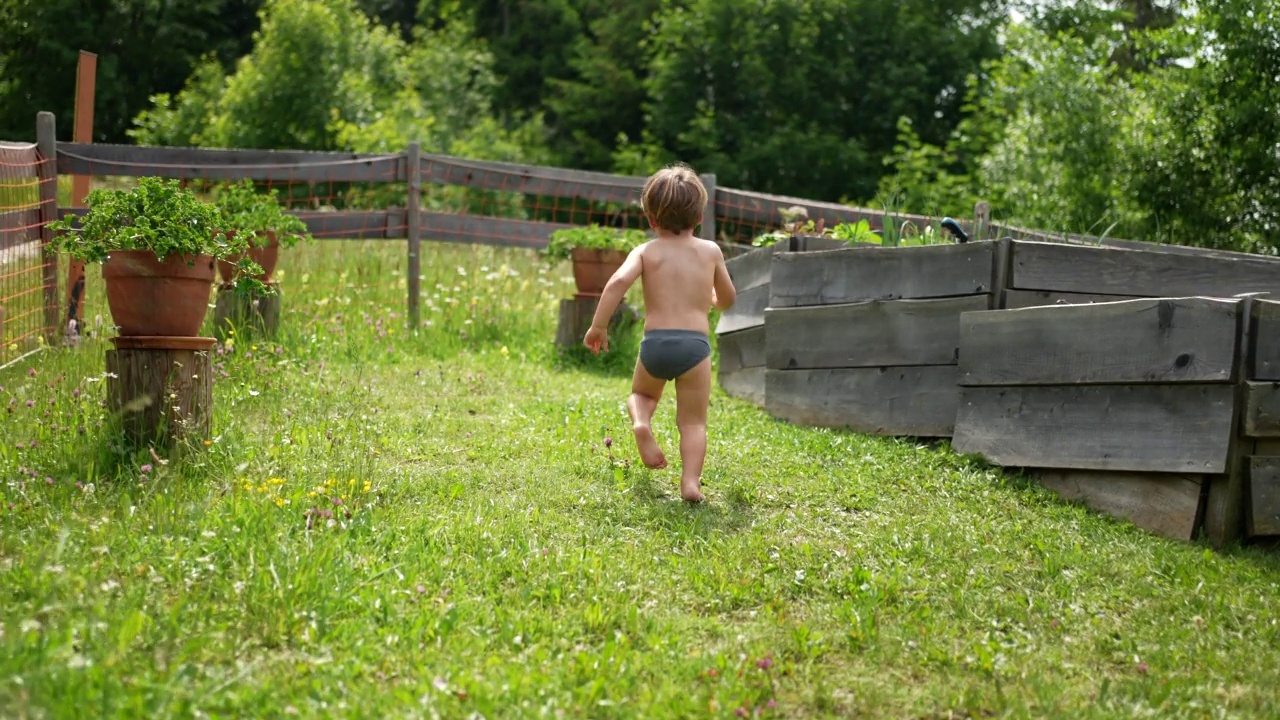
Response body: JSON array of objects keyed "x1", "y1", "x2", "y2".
[{"x1": 677, "y1": 421, "x2": 707, "y2": 433}]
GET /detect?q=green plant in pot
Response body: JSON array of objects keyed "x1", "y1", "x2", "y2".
[
  {"x1": 48, "y1": 177, "x2": 260, "y2": 338},
  {"x1": 543, "y1": 225, "x2": 646, "y2": 296},
  {"x1": 212, "y1": 179, "x2": 312, "y2": 284}
]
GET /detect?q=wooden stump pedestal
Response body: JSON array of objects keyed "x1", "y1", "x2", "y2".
[
  {"x1": 555, "y1": 293, "x2": 637, "y2": 348},
  {"x1": 106, "y1": 336, "x2": 214, "y2": 449},
  {"x1": 213, "y1": 281, "x2": 281, "y2": 340}
]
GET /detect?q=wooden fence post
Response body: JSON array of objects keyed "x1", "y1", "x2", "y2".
[
  {"x1": 36, "y1": 112, "x2": 59, "y2": 346},
  {"x1": 67, "y1": 51, "x2": 98, "y2": 342},
  {"x1": 700, "y1": 173, "x2": 717, "y2": 242},
  {"x1": 406, "y1": 142, "x2": 421, "y2": 330}
]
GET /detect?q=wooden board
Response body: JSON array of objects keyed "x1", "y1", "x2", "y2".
[
  {"x1": 765, "y1": 295, "x2": 986, "y2": 370},
  {"x1": 420, "y1": 153, "x2": 644, "y2": 206},
  {"x1": 56, "y1": 142, "x2": 403, "y2": 183},
  {"x1": 1010, "y1": 240, "x2": 1280, "y2": 298},
  {"x1": 419, "y1": 211, "x2": 573, "y2": 249},
  {"x1": 1003, "y1": 289, "x2": 1143, "y2": 309},
  {"x1": 1034, "y1": 470, "x2": 1203, "y2": 541},
  {"x1": 1251, "y1": 300, "x2": 1280, "y2": 381},
  {"x1": 723, "y1": 245, "x2": 775, "y2": 292},
  {"x1": 958, "y1": 297, "x2": 1241, "y2": 386},
  {"x1": 765, "y1": 365, "x2": 959, "y2": 437},
  {"x1": 297, "y1": 210, "x2": 402, "y2": 239},
  {"x1": 770, "y1": 242, "x2": 995, "y2": 307},
  {"x1": 719, "y1": 366, "x2": 767, "y2": 406},
  {"x1": 1243, "y1": 382, "x2": 1280, "y2": 437},
  {"x1": 953, "y1": 384, "x2": 1236, "y2": 473},
  {"x1": 991, "y1": 221, "x2": 1279, "y2": 262},
  {"x1": 717, "y1": 326, "x2": 766, "y2": 374},
  {"x1": 1247, "y1": 457, "x2": 1280, "y2": 536},
  {"x1": 716, "y1": 284, "x2": 770, "y2": 335}
]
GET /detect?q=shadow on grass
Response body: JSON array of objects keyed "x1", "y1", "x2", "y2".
[{"x1": 583, "y1": 466, "x2": 756, "y2": 538}]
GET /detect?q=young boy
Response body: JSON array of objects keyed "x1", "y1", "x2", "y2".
[{"x1": 583, "y1": 164, "x2": 737, "y2": 503}]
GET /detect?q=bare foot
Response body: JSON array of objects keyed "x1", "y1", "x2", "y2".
[
  {"x1": 680, "y1": 477, "x2": 705, "y2": 503},
  {"x1": 633, "y1": 424, "x2": 667, "y2": 469}
]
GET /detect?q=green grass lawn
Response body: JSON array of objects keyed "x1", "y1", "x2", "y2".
[{"x1": 2, "y1": 240, "x2": 1279, "y2": 719}]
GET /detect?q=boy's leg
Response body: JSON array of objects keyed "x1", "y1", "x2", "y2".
[
  {"x1": 630, "y1": 359, "x2": 668, "y2": 469},
  {"x1": 674, "y1": 357, "x2": 712, "y2": 502}
]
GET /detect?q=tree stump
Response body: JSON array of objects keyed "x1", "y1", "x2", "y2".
[
  {"x1": 106, "y1": 336, "x2": 214, "y2": 450},
  {"x1": 555, "y1": 294, "x2": 638, "y2": 348},
  {"x1": 213, "y1": 281, "x2": 282, "y2": 341}
]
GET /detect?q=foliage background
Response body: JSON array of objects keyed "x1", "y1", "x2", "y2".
[{"x1": 2, "y1": 0, "x2": 1277, "y2": 251}]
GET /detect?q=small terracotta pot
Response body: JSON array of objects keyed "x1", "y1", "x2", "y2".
[
  {"x1": 217, "y1": 231, "x2": 281, "y2": 283},
  {"x1": 570, "y1": 247, "x2": 628, "y2": 296},
  {"x1": 102, "y1": 250, "x2": 215, "y2": 337}
]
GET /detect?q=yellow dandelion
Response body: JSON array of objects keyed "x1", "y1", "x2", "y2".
[
  {"x1": 251, "y1": 345, "x2": 258, "y2": 351},
  {"x1": 204, "y1": 440, "x2": 213, "y2": 447},
  {"x1": 242, "y1": 482, "x2": 253, "y2": 491},
  {"x1": 363, "y1": 481, "x2": 371, "y2": 493},
  {"x1": 270, "y1": 477, "x2": 285, "y2": 486},
  {"x1": 387, "y1": 328, "x2": 394, "y2": 335},
  {"x1": 349, "y1": 479, "x2": 356, "y2": 487},
  {"x1": 274, "y1": 497, "x2": 286, "y2": 507},
  {"x1": 308, "y1": 491, "x2": 318, "y2": 498},
  {"x1": 325, "y1": 478, "x2": 336, "y2": 487}
]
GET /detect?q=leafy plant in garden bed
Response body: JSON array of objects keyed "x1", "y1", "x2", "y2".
[
  {"x1": 212, "y1": 179, "x2": 313, "y2": 283},
  {"x1": 48, "y1": 177, "x2": 262, "y2": 337},
  {"x1": 543, "y1": 224, "x2": 647, "y2": 296}
]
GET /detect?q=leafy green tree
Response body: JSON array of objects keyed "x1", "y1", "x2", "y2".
[
  {"x1": 0, "y1": 0, "x2": 263, "y2": 142},
  {"x1": 636, "y1": 0, "x2": 1008, "y2": 203}
]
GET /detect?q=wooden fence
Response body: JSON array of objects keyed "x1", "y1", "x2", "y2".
[{"x1": 717, "y1": 237, "x2": 1280, "y2": 547}]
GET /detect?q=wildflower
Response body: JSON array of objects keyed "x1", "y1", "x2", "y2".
[
  {"x1": 204, "y1": 440, "x2": 212, "y2": 447},
  {"x1": 72, "y1": 388, "x2": 81, "y2": 399},
  {"x1": 25, "y1": 400, "x2": 33, "y2": 408},
  {"x1": 362, "y1": 481, "x2": 371, "y2": 493},
  {"x1": 756, "y1": 655, "x2": 774, "y2": 671},
  {"x1": 500, "y1": 346, "x2": 509, "y2": 357},
  {"x1": 333, "y1": 497, "x2": 343, "y2": 507},
  {"x1": 27, "y1": 368, "x2": 36, "y2": 377},
  {"x1": 140, "y1": 464, "x2": 152, "y2": 473},
  {"x1": 604, "y1": 437, "x2": 613, "y2": 448},
  {"x1": 275, "y1": 497, "x2": 286, "y2": 507}
]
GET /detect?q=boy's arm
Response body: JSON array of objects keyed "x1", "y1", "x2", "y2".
[
  {"x1": 583, "y1": 246, "x2": 644, "y2": 352},
  {"x1": 711, "y1": 248, "x2": 736, "y2": 311}
]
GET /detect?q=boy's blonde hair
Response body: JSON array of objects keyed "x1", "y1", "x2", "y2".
[{"x1": 641, "y1": 163, "x2": 707, "y2": 232}]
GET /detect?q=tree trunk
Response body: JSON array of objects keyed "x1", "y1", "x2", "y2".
[{"x1": 106, "y1": 337, "x2": 214, "y2": 450}]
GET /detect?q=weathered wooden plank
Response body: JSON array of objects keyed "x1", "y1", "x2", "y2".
[
  {"x1": 419, "y1": 211, "x2": 571, "y2": 249},
  {"x1": 765, "y1": 366, "x2": 959, "y2": 437},
  {"x1": 958, "y1": 297, "x2": 1241, "y2": 386},
  {"x1": 421, "y1": 154, "x2": 644, "y2": 205},
  {"x1": 56, "y1": 142, "x2": 404, "y2": 183},
  {"x1": 1010, "y1": 240, "x2": 1280, "y2": 297},
  {"x1": 766, "y1": 295, "x2": 986, "y2": 370},
  {"x1": 1204, "y1": 295, "x2": 1260, "y2": 549},
  {"x1": 1251, "y1": 300, "x2": 1280, "y2": 380},
  {"x1": 953, "y1": 384, "x2": 1236, "y2": 473},
  {"x1": 296, "y1": 211, "x2": 400, "y2": 239},
  {"x1": 719, "y1": 366, "x2": 767, "y2": 406},
  {"x1": 770, "y1": 242, "x2": 995, "y2": 308},
  {"x1": 1243, "y1": 382, "x2": 1280, "y2": 437},
  {"x1": 723, "y1": 245, "x2": 775, "y2": 292},
  {"x1": 1247, "y1": 457, "x2": 1280, "y2": 536},
  {"x1": 716, "y1": 284, "x2": 770, "y2": 335},
  {"x1": 717, "y1": 326, "x2": 766, "y2": 374},
  {"x1": 1034, "y1": 470, "x2": 1203, "y2": 541},
  {"x1": 991, "y1": 221, "x2": 1280, "y2": 262},
  {"x1": 1003, "y1": 289, "x2": 1143, "y2": 309}
]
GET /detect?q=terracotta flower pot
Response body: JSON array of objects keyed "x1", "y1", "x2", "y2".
[
  {"x1": 570, "y1": 247, "x2": 628, "y2": 296},
  {"x1": 217, "y1": 231, "x2": 280, "y2": 283},
  {"x1": 102, "y1": 250, "x2": 216, "y2": 337}
]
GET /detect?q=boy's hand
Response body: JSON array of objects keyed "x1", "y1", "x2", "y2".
[{"x1": 583, "y1": 326, "x2": 608, "y2": 354}]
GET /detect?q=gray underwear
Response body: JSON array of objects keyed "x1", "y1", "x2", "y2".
[{"x1": 639, "y1": 329, "x2": 711, "y2": 381}]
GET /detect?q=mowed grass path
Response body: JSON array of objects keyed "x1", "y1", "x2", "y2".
[{"x1": 2, "y1": 242, "x2": 1279, "y2": 719}]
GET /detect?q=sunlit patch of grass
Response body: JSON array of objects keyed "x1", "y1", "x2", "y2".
[{"x1": 1, "y1": 240, "x2": 1279, "y2": 718}]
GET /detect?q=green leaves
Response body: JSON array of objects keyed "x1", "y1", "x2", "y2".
[
  {"x1": 542, "y1": 225, "x2": 647, "y2": 264},
  {"x1": 48, "y1": 177, "x2": 234, "y2": 264},
  {"x1": 212, "y1": 179, "x2": 312, "y2": 248}
]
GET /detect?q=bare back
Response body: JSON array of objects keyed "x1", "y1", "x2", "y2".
[{"x1": 636, "y1": 236, "x2": 731, "y2": 333}]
